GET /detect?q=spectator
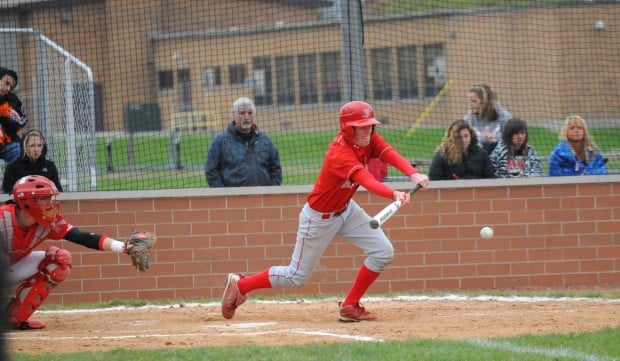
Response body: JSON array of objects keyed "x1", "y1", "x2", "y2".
[
  {"x1": 0, "y1": 67, "x2": 27, "y2": 163},
  {"x1": 489, "y1": 118, "x2": 543, "y2": 178},
  {"x1": 2, "y1": 130, "x2": 63, "y2": 193},
  {"x1": 464, "y1": 83, "x2": 511, "y2": 154},
  {"x1": 548, "y1": 115, "x2": 607, "y2": 176},
  {"x1": 205, "y1": 97, "x2": 282, "y2": 187},
  {"x1": 429, "y1": 119, "x2": 495, "y2": 180},
  {"x1": 220, "y1": 100, "x2": 430, "y2": 322}
]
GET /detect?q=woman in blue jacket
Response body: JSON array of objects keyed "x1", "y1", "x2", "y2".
[{"x1": 548, "y1": 115, "x2": 607, "y2": 176}]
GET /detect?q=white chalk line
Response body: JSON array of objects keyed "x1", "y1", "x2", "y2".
[
  {"x1": 33, "y1": 294, "x2": 620, "y2": 314},
  {"x1": 7, "y1": 327, "x2": 383, "y2": 343},
  {"x1": 467, "y1": 339, "x2": 619, "y2": 361},
  {"x1": 218, "y1": 329, "x2": 383, "y2": 342}
]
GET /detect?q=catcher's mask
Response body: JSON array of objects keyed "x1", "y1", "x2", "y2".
[
  {"x1": 339, "y1": 100, "x2": 380, "y2": 139},
  {"x1": 13, "y1": 175, "x2": 60, "y2": 227}
]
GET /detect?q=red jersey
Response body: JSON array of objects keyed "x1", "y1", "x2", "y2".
[
  {"x1": 308, "y1": 133, "x2": 398, "y2": 212},
  {"x1": 0, "y1": 203, "x2": 72, "y2": 264}
]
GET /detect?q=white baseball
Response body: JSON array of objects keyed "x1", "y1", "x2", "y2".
[{"x1": 480, "y1": 226, "x2": 494, "y2": 239}]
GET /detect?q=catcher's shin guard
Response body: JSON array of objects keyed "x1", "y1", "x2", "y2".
[{"x1": 8, "y1": 246, "x2": 72, "y2": 329}]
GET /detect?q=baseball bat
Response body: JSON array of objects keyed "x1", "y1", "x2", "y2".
[{"x1": 369, "y1": 184, "x2": 421, "y2": 229}]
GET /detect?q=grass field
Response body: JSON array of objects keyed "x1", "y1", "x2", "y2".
[
  {"x1": 11, "y1": 328, "x2": 620, "y2": 361},
  {"x1": 87, "y1": 126, "x2": 619, "y2": 190}
]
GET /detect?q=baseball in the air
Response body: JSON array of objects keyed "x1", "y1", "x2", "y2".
[{"x1": 480, "y1": 226, "x2": 494, "y2": 239}]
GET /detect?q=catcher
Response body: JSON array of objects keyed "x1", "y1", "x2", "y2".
[{"x1": 2, "y1": 175, "x2": 156, "y2": 330}]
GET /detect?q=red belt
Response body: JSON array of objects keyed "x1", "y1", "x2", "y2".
[{"x1": 321, "y1": 203, "x2": 348, "y2": 219}]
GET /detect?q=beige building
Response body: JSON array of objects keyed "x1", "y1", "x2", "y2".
[{"x1": 1, "y1": 1, "x2": 618, "y2": 132}]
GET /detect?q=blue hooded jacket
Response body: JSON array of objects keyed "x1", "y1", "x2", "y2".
[{"x1": 548, "y1": 141, "x2": 607, "y2": 176}]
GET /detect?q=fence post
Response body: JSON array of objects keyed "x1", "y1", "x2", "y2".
[
  {"x1": 169, "y1": 130, "x2": 182, "y2": 170},
  {"x1": 106, "y1": 138, "x2": 114, "y2": 172},
  {"x1": 128, "y1": 132, "x2": 134, "y2": 166}
]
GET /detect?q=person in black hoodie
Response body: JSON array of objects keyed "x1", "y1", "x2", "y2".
[
  {"x1": 429, "y1": 119, "x2": 495, "y2": 180},
  {"x1": 2, "y1": 129, "x2": 63, "y2": 193},
  {"x1": 0, "y1": 67, "x2": 27, "y2": 163}
]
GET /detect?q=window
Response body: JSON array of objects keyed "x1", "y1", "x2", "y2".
[
  {"x1": 370, "y1": 48, "x2": 393, "y2": 101},
  {"x1": 251, "y1": 57, "x2": 273, "y2": 106},
  {"x1": 276, "y1": 56, "x2": 295, "y2": 105},
  {"x1": 201, "y1": 66, "x2": 221, "y2": 90},
  {"x1": 320, "y1": 52, "x2": 341, "y2": 103},
  {"x1": 298, "y1": 54, "x2": 317, "y2": 104},
  {"x1": 158, "y1": 70, "x2": 173, "y2": 90},
  {"x1": 397, "y1": 45, "x2": 418, "y2": 99},
  {"x1": 229, "y1": 64, "x2": 247, "y2": 86},
  {"x1": 424, "y1": 43, "x2": 446, "y2": 97},
  {"x1": 177, "y1": 69, "x2": 192, "y2": 111}
]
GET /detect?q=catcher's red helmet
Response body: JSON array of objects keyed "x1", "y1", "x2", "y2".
[
  {"x1": 339, "y1": 101, "x2": 380, "y2": 138},
  {"x1": 13, "y1": 175, "x2": 60, "y2": 227}
]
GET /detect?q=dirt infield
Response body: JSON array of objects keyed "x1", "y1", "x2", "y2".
[{"x1": 7, "y1": 296, "x2": 620, "y2": 355}]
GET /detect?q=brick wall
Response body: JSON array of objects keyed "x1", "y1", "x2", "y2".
[{"x1": 47, "y1": 176, "x2": 620, "y2": 305}]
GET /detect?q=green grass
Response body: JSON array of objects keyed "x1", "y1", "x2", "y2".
[
  {"x1": 11, "y1": 327, "x2": 620, "y2": 360},
  {"x1": 381, "y1": 0, "x2": 590, "y2": 13},
  {"x1": 76, "y1": 126, "x2": 619, "y2": 190}
]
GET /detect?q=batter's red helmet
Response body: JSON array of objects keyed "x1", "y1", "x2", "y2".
[
  {"x1": 13, "y1": 175, "x2": 60, "y2": 227},
  {"x1": 339, "y1": 101, "x2": 380, "y2": 138}
]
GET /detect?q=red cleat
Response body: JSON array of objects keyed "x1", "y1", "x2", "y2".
[
  {"x1": 221, "y1": 273, "x2": 247, "y2": 320},
  {"x1": 11, "y1": 319, "x2": 47, "y2": 330},
  {"x1": 338, "y1": 302, "x2": 378, "y2": 322}
]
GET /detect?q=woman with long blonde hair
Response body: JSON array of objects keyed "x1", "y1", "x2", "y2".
[{"x1": 548, "y1": 115, "x2": 607, "y2": 176}]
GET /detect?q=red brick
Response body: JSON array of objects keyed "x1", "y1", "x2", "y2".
[{"x1": 40, "y1": 179, "x2": 620, "y2": 305}]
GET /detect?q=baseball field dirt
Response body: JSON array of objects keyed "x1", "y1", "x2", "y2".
[{"x1": 7, "y1": 296, "x2": 620, "y2": 355}]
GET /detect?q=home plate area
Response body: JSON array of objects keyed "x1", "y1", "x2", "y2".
[{"x1": 8, "y1": 296, "x2": 620, "y2": 355}]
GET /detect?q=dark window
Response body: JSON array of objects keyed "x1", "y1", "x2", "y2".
[
  {"x1": 158, "y1": 70, "x2": 173, "y2": 90},
  {"x1": 370, "y1": 48, "x2": 392, "y2": 100},
  {"x1": 276, "y1": 56, "x2": 295, "y2": 105},
  {"x1": 177, "y1": 69, "x2": 192, "y2": 111},
  {"x1": 320, "y1": 52, "x2": 341, "y2": 103},
  {"x1": 229, "y1": 64, "x2": 247, "y2": 86},
  {"x1": 298, "y1": 54, "x2": 317, "y2": 104},
  {"x1": 397, "y1": 45, "x2": 418, "y2": 99}
]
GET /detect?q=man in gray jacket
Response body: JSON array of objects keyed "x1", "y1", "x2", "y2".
[{"x1": 205, "y1": 97, "x2": 282, "y2": 187}]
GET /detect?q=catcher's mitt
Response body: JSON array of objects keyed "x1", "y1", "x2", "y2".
[{"x1": 124, "y1": 230, "x2": 156, "y2": 272}]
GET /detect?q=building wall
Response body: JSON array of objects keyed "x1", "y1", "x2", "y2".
[
  {"x1": 12, "y1": 0, "x2": 321, "y2": 131},
  {"x1": 44, "y1": 175, "x2": 620, "y2": 305},
  {"x1": 8, "y1": 3, "x2": 619, "y2": 132},
  {"x1": 154, "y1": 4, "x2": 620, "y2": 132}
]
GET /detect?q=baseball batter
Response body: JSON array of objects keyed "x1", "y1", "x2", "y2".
[{"x1": 222, "y1": 101, "x2": 430, "y2": 322}]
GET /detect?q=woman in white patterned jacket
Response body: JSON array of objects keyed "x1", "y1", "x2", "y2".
[{"x1": 489, "y1": 118, "x2": 543, "y2": 178}]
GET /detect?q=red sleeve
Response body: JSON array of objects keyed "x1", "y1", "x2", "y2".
[
  {"x1": 351, "y1": 168, "x2": 394, "y2": 200},
  {"x1": 381, "y1": 148, "x2": 418, "y2": 176}
]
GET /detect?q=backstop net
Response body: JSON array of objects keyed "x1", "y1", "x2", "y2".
[
  {"x1": 0, "y1": 28, "x2": 95, "y2": 191},
  {"x1": 0, "y1": 1, "x2": 618, "y2": 190}
]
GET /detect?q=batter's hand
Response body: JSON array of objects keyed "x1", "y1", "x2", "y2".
[
  {"x1": 410, "y1": 173, "x2": 430, "y2": 188},
  {"x1": 393, "y1": 190, "x2": 410, "y2": 203}
]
